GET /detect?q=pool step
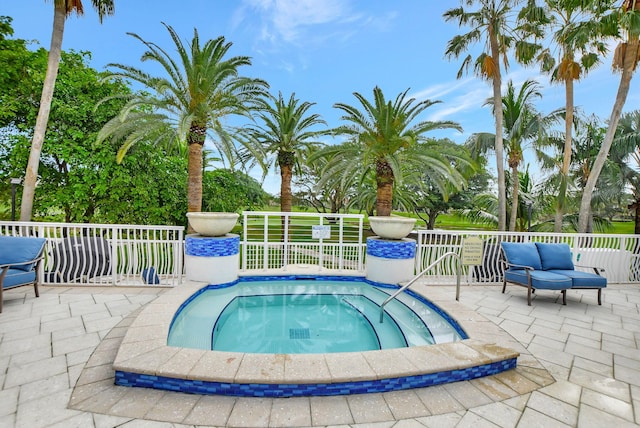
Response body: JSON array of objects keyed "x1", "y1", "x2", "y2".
[{"x1": 341, "y1": 297, "x2": 408, "y2": 349}]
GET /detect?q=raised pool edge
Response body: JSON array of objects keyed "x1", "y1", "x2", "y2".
[
  {"x1": 113, "y1": 275, "x2": 520, "y2": 397},
  {"x1": 115, "y1": 358, "x2": 517, "y2": 397}
]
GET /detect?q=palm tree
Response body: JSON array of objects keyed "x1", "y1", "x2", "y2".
[
  {"x1": 20, "y1": 0, "x2": 115, "y2": 221},
  {"x1": 242, "y1": 92, "x2": 327, "y2": 213},
  {"x1": 317, "y1": 87, "x2": 465, "y2": 217},
  {"x1": 537, "y1": 112, "x2": 625, "y2": 231},
  {"x1": 96, "y1": 24, "x2": 268, "y2": 217},
  {"x1": 403, "y1": 139, "x2": 481, "y2": 229},
  {"x1": 578, "y1": 1, "x2": 640, "y2": 232},
  {"x1": 444, "y1": 0, "x2": 526, "y2": 231},
  {"x1": 458, "y1": 166, "x2": 538, "y2": 231},
  {"x1": 609, "y1": 111, "x2": 640, "y2": 232},
  {"x1": 518, "y1": 0, "x2": 610, "y2": 232},
  {"x1": 466, "y1": 79, "x2": 548, "y2": 230}
]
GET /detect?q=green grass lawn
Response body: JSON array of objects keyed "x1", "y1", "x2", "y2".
[{"x1": 610, "y1": 221, "x2": 635, "y2": 234}]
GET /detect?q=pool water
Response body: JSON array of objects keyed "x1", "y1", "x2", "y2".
[{"x1": 168, "y1": 278, "x2": 464, "y2": 354}]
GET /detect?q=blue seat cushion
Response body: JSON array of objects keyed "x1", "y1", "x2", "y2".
[
  {"x1": 2, "y1": 268, "x2": 36, "y2": 288},
  {"x1": 547, "y1": 270, "x2": 607, "y2": 288},
  {"x1": 501, "y1": 242, "x2": 542, "y2": 270},
  {"x1": 0, "y1": 236, "x2": 46, "y2": 272},
  {"x1": 535, "y1": 243, "x2": 574, "y2": 271},
  {"x1": 505, "y1": 269, "x2": 572, "y2": 290}
]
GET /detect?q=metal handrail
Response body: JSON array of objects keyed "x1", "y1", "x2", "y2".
[{"x1": 379, "y1": 251, "x2": 462, "y2": 323}]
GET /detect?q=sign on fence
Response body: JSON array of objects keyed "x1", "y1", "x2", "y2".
[
  {"x1": 461, "y1": 236, "x2": 484, "y2": 266},
  {"x1": 312, "y1": 225, "x2": 331, "y2": 239}
]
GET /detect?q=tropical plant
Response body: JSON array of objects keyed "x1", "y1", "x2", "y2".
[
  {"x1": 466, "y1": 79, "x2": 550, "y2": 230},
  {"x1": 0, "y1": 48, "x2": 190, "y2": 225},
  {"x1": 241, "y1": 92, "x2": 327, "y2": 213},
  {"x1": 518, "y1": 0, "x2": 611, "y2": 232},
  {"x1": 578, "y1": 0, "x2": 640, "y2": 232},
  {"x1": 444, "y1": 0, "x2": 530, "y2": 230},
  {"x1": 404, "y1": 140, "x2": 485, "y2": 229},
  {"x1": 459, "y1": 165, "x2": 539, "y2": 231},
  {"x1": 537, "y1": 112, "x2": 624, "y2": 231},
  {"x1": 202, "y1": 169, "x2": 269, "y2": 213},
  {"x1": 293, "y1": 144, "x2": 354, "y2": 214},
  {"x1": 608, "y1": 110, "x2": 640, "y2": 232},
  {"x1": 316, "y1": 87, "x2": 465, "y2": 217},
  {"x1": 20, "y1": 0, "x2": 115, "y2": 221},
  {"x1": 96, "y1": 24, "x2": 268, "y2": 221},
  {"x1": 0, "y1": 17, "x2": 47, "y2": 129}
]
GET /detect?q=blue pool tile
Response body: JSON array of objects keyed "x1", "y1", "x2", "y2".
[{"x1": 115, "y1": 358, "x2": 517, "y2": 398}]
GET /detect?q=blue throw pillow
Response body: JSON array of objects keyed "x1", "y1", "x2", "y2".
[
  {"x1": 535, "y1": 242, "x2": 574, "y2": 271},
  {"x1": 141, "y1": 267, "x2": 160, "y2": 285},
  {"x1": 500, "y1": 242, "x2": 542, "y2": 270}
]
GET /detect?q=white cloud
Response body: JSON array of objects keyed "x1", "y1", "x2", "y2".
[
  {"x1": 236, "y1": 0, "x2": 398, "y2": 48},
  {"x1": 429, "y1": 86, "x2": 491, "y2": 122},
  {"x1": 239, "y1": 0, "x2": 355, "y2": 43},
  {"x1": 411, "y1": 77, "x2": 475, "y2": 101}
]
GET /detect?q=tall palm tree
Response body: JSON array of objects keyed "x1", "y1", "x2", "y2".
[
  {"x1": 20, "y1": 0, "x2": 115, "y2": 221},
  {"x1": 466, "y1": 79, "x2": 547, "y2": 230},
  {"x1": 242, "y1": 92, "x2": 327, "y2": 213},
  {"x1": 579, "y1": 0, "x2": 640, "y2": 232},
  {"x1": 96, "y1": 24, "x2": 268, "y2": 217},
  {"x1": 444, "y1": 0, "x2": 526, "y2": 231},
  {"x1": 518, "y1": 0, "x2": 610, "y2": 232},
  {"x1": 317, "y1": 87, "x2": 465, "y2": 217}
]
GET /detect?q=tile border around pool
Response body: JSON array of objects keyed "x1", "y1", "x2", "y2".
[{"x1": 112, "y1": 277, "x2": 522, "y2": 397}]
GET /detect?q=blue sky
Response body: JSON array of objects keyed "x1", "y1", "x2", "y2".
[{"x1": 4, "y1": 1, "x2": 639, "y2": 194}]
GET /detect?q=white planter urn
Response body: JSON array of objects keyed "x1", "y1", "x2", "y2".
[
  {"x1": 368, "y1": 216, "x2": 416, "y2": 240},
  {"x1": 186, "y1": 212, "x2": 239, "y2": 237}
]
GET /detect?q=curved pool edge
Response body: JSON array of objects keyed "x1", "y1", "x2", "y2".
[{"x1": 112, "y1": 278, "x2": 521, "y2": 397}]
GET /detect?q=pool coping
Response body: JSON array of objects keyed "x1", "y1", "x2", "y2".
[{"x1": 112, "y1": 278, "x2": 523, "y2": 397}]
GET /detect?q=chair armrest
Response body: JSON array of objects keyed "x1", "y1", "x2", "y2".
[
  {"x1": 0, "y1": 253, "x2": 45, "y2": 270},
  {"x1": 501, "y1": 260, "x2": 535, "y2": 270},
  {"x1": 574, "y1": 264, "x2": 605, "y2": 275}
]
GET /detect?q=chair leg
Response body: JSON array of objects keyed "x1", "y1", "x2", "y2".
[
  {"x1": 34, "y1": 282, "x2": 39, "y2": 298},
  {"x1": 0, "y1": 287, "x2": 3, "y2": 313},
  {"x1": 527, "y1": 286, "x2": 532, "y2": 306},
  {"x1": 562, "y1": 290, "x2": 567, "y2": 305},
  {"x1": 502, "y1": 281, "x2": 507, "y2": 294},
  {"x1": 597, "y1": 288, "x2": 602, "y2": 305}
]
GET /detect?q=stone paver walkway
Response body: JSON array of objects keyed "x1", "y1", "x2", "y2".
[{"x1": 0, "y1": 283, "x2": 638, "y2": 427}]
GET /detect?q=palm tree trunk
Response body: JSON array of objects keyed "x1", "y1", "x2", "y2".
[
  {"x1": 187, "y1": 124, "x2": 205, "y2": 228},
  {"x1": 20, "y1": 4, "x2": 66, "y2": 221},
  {"x1": 280, "y1": 164, "x2": 292, "y2": 213},
  {"x1": 578, "y1": 38, "x2": 640, "y2": 232},
  {"x1": 509, "y1": 165, "x2": 519, "y2": 231},
  {"x1": 555, "y1": 79, "x2": 574, "y2": 232},
  {"x1": 376, "y1": 182, "x2": 393, "y2": 216},
  {"x1": 375, "y1": 161, "x2": 394, "y2": 216},
  {"x1": 489, "y1": 29, "x2": 507, "y2": 231}
]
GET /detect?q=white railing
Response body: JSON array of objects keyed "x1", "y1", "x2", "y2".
[
  {"x1": 241, "y1": 211, "x2": 366, "y2": 273},
  {"x1": 0, "y1": 221, "x2": 184, "y2": 286},
  {"x1": 3, "y1": 218, "x2": 637, "y2": 287},
  {"x1": 416, "y1": 230, "x2": 640, "y2": 285}
]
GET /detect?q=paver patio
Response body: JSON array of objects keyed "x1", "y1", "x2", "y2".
[{"x1": 0, "y1": 282, "x2": 638, "y2": 427}]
